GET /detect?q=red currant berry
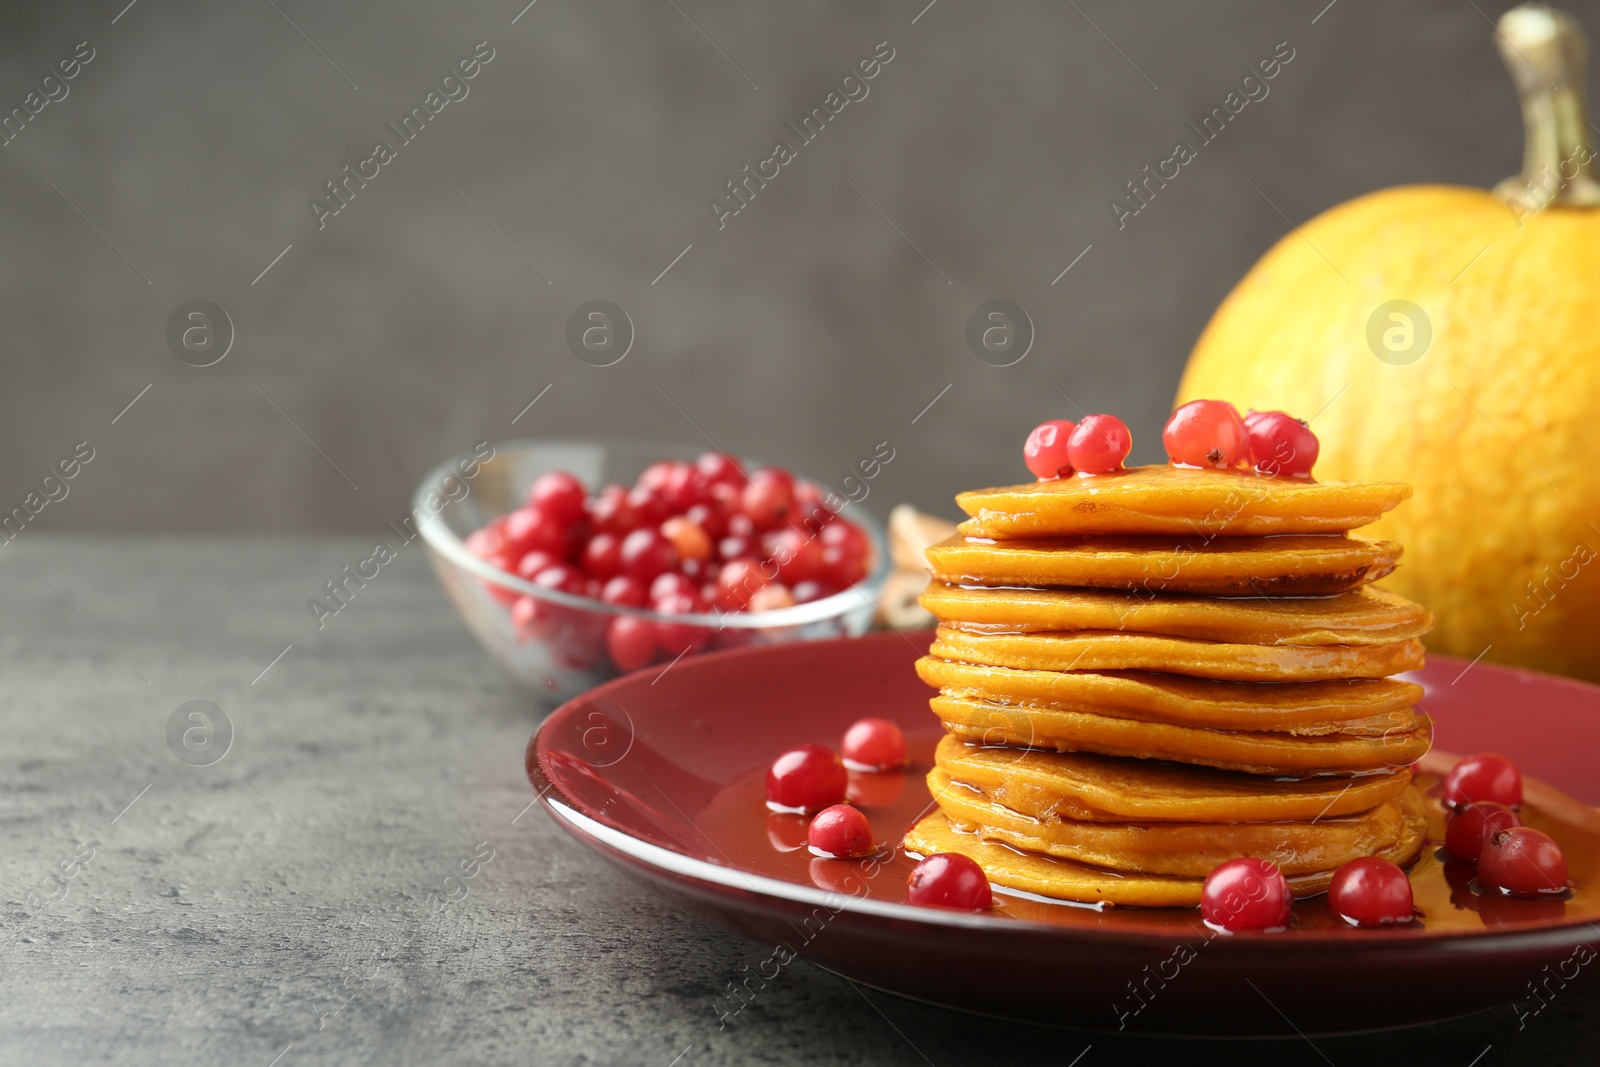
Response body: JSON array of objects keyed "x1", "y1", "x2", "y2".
[
  {"x1": 741, "y1": 469, "x2": 794, "y2": 530},
  {"x1": 715, "y1": 559, "x2": 770, "y2": 611},
  {"x1": 717, "y1": 534, "x2": 760, "y2": 562},
  {"x1": 1023, "y1": 419, "x2": 1077, "y2": 480},
  {"x1": 1164, "y1": 399, "x2": 1248, "y2": 469},
  {"x1": 1479, "y1": 826, "x2": 1569, "y2": 897},
  {"x1": 1067, "y1": 415, "x2": 1133, "y2": 475},
  {"x1": 589, "y1": 484, "x2": 638, "y2": 534},
  {"x1": 696, "y1": 451, "x2": 745, "y2": 489},
  {"x1": 1328, "y1": 857, "x2": 1414, "y2": 927},
  {"x1": 806, "y1": 804, "x2": 875, "y2": 858},
  {"x1": 661, "y1": 517, "x2": 712, "y2": 564},
  {"x1": 649, "y1": 571, "x2": 696, "y2": 604},
  {"x1": 527, "y1": 471, "x2": 587, "y2": 524},
  {"x1": 820, "y1": 518, "x2": 867, "y2": 559},
  {"x1": 531, "y1": 562, "x2": 586, "y2": 597},
  {"x1": 653, "y1": 591, "x2": 711, "y2": 657},
  {"x1": 503, "y1": 506, "x2": 567, "y2": 557},
  {"x1": 619, "y1": 528, "x2": 678, "y2": 582},
  {"x1": 1245, "y1": 411, "x2": 1319, "y2": 478},
  {"x1": 1444, "y1": 801, "x2": 1521, "y2": 863},
  {"x1": 514, "y1": 550, "x2": 562, "y2": 583},
  {"x1": 1443, "y1": 754, "x2": 1523, "y2": 809},
  {"x1": 1200, "y1": 857, "x2": 1292, "y2": 932},
  {"x1": 821, "y1": 544, "x2": 868, "y2": 588},
  {"x1": 766, "y1": 744, "x2": 848, "y2": 812},
  {"x1": 841, "y1": 718, "x2": 907, "y2": 770},
  {"x1": 907, "y1": 854, "x2": 993, "y2": 911},
  {"x1": 748, "y1": 584, "x2": 797, "y2": 612},
  {"x1": 599, "y1": 575, "x2": 648, "y2": 608},
  {"x1": 580, "y1": 533, "x2": 623, "y2": 579},
  {"x1": 792, "y1": 481, "x2": 833, "y2": 527},
  {"x1": 605, "y1": 615, "x2": 657, "y2": 672}
]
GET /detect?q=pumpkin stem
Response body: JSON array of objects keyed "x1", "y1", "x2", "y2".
[{"x1": 1493, "y1": 4, "x2": 1600, "y2": 212}]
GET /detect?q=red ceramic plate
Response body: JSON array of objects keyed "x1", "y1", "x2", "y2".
[{"x1": 527, "y1": 632, "x2": 1600, "y2": 1036}]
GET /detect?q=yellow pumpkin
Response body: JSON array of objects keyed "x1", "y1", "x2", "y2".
[{"x1": 1178, "y1": 4, "x2": 1600, "y2": 682}]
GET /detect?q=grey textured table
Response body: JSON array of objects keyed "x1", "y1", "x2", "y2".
[{"x1": 4, "y1": 538, "x2": 1596, "y2": 1067}]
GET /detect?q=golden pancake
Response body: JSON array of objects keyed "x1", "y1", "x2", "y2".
[
  {"x1": 928, "y1": 768, "x2": 1411, "y2": 877},
  {"x1": 955, "y1": 465, "x2": 1410, "y2": 540},
  {"x1": 931, "y1": 626, "x2": 1425, "y2": 682},
  {"x1": 903, "y1": 786, "x2": 1429, "y2": 907},
  {"x1": 930, "y1": 735, "x2": 1411, "y2": 822},
  {"x1": 933, "y1": 693, "x2": 1432, "y2": 775},
  {"x1": 919, "y1": 583, "x2": 1432, "y2": 646},
  {"x1": 926, "y1": 534, "x2": 1400, "y2": 596},
  {"x1": 917, "y1": 657, "x2": 1422, "y2": 731}
]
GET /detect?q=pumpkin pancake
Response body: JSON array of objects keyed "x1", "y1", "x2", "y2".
[
  {"x1": 929, "y1": 735, "x2": 1411, "y2": 822},
  {"x1": 931, "y1": 626, "x2": 1425, "y2": 682},
  {"x1": 927, "y1": 768, "x2": 1411, "y2": 877},
  {"x1": 903, "y1": 787, "x2": 1429, "y2": 907},
  {"x1": 955, "y1": 465, "x2": 1411, "y2": 540},
  {"x1": 919, "y1": 583, "x2": 1433, "y2": 646},
  {"x1": 916, "y1": 658, "x2": 1421, "y2": 732},
  {"x1": 925, "y1": 533, "x2": 1401, "y2": 596},
  {"x1": 933, "y1": 693, "x2": 1432, "y2": 775}
]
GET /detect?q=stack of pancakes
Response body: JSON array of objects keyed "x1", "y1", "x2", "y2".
[{"x1": 902, "y1": 465, "x2": 1435, "y2": 907}]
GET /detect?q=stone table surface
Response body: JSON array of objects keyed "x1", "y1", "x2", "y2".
[{"x1": 3, "y1": 537, "x2": 1596, "y2": 1067}]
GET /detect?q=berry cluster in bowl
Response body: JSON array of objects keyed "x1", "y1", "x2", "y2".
[{"x1": 456, "y1": 450, "x2": 881, "y2": 684}]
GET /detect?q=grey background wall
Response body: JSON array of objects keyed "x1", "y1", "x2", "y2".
[{"x1": 0, "y1": 0, "x2": 1581, "y2": 533}]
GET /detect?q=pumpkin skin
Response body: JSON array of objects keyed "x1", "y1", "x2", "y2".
[{"x1": 1177, "y1": 182, "x2": 1600, "y2": 681}]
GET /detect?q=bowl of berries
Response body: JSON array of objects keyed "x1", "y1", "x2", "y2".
[{"x1": 414, "y1": 439, "x2": 891, "y2": 700}]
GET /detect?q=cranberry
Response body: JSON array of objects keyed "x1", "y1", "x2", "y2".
[
  {"x1": 769, "y1": 528, "x2": 825, "y2": 585},
  {"x1": 502, "y1": 506, "x2": 568, "y2": 557},
  {"x1": 806, "y1": 804, "x2": 875, "y2": 858},
  {"x1": 841, "y1": 718, "x2": 907, "y2": 770},
  {"x1": 589, "y1": 484, "x2": 638, "y2": 533},
  {"x1": 1023, "y1": 419, "x2": 1077, "y2": 479},
  {"x1": 907, "y1": 854, "x2": 993, "y2": 911},
  {"x1": 662, "y1": 463, "x2": 709, "y2": 512},
  {"x1": 748, "y1": 584, "x2": 797, "y2": 612},
  {"x1": 1445, "y1": 801, "x2": 1521, "y2": 863},
  {"x1": 649, "y1": 571, "x2": 697, "y2": 604},
  {"x1": 1245, "y1": 411, "x2": 1319, "y2": 478},
  {"x1": 514, "y1": 550, "x2": 562, "y2": 582},
  {"x1": 1163, "y1": 399, "x2": 1248, "y2": 469},
  {"x1": 619, "y1": 528, "x2": 678, "y2": 582},
  {"x1": 661, "y1": 517, "x2": 712, "y2": 564},
  {"x1": 1200, "y1": 857, "x2": 1292, "y2": 932},
  {"x1": 766, "y1": 744, "x2": 848, "y2": 812},
  {"x1": 717, "y1": 534, "x2": 760, "y2": 562},
  {"x1": 527, "y1": 471, "x2": 587, "y2": 524},
  {"x1": 599, "y1": 575, "x2": 647, "y2": 608},
  {"x1": 1328, "y1": 857, "x2": 1414, "y2": 927},
  {"x1": 636, "y1": 460, "x2": 678, "y2": 491},
  {"x1": 580, "y1": 533, "x2": 623, "y2": 579},
  {"x1": 741, "y1": 469, "x2": 795, "y2": 529},
  {"x1": 654, "y1": 592, "x2": 711, "y2": 657},
  {"x1": 821, "y1": 544, "x2": 868, "y2": 588},
  {"x1": 684, "y1": 502, "x2": 729, "y2": 541},
  {"x1": 1479, "y1": 827, "x2": 1569, "y2": 897},
  {"x1": 820, "y1": 519, "x2": 866, "y2": 557},
  {"x1": 726, "y1": 512, "x2": 757, "y2": 539},
  {"x1": 531, "y1": 562, "x2": 587, "y2": 598},
  {"x1": 791, "y1": 580, "x2": 833, "y2": 603},
  {"x1": 696, "y1": 450, "x2": 745, "y2": 489},
  {"x1": 626, "y1": 483, "x2": 670, "y2": 526},
  {"x1": 792, "y1": 480, "x2": 833, "y2": 527},
  {"x1": 605, "y1": 615, "x2": 657, "y2": 672},
  {"x1": 715, "y1": 559, "x2": 770, "y2": 611},
  {"x1": 1067, "y1": 414, "x2": 1132, "y2": 475},
  {"x1": 464, "y1": 524, "x2": 508, "y2": 559},
  {"x1": 1443, "y1": 754, "x2": 1523, "y2": 809}
]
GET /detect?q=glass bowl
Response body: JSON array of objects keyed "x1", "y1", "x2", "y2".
[{"x1": 414, "y1": 438, "x2": 892, "y2": 702}]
